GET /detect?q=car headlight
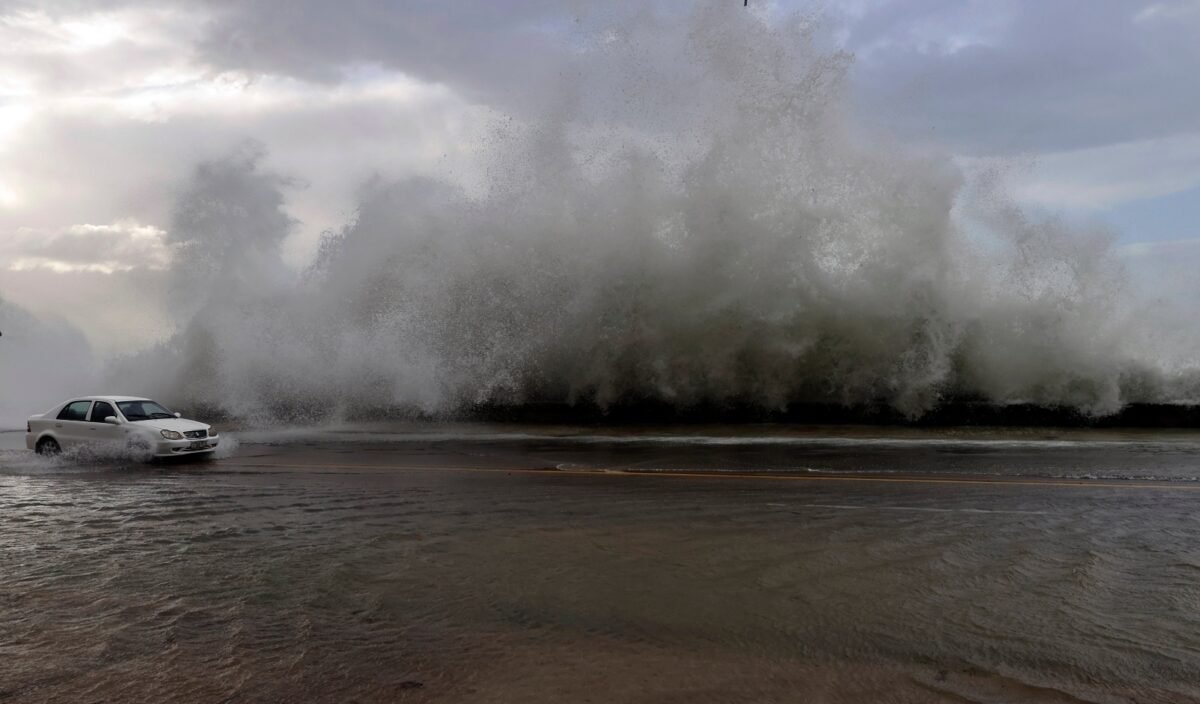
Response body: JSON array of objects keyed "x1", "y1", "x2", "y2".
[{"x1": 160, "y1": 429, "x2": 183, "y2": 440}]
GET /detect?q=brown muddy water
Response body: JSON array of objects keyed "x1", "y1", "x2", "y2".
[{"x1": 2, "y1": 424, "x2": 1200, "y2": 703}]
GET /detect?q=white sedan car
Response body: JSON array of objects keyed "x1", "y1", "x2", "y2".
[{"x1": 26, "y1": 396, "x2": 220, "y2": 458}]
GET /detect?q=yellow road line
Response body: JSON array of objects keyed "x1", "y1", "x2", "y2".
[{"x1": 218, "y1": 461, "x2": 1200, "y2": 491}]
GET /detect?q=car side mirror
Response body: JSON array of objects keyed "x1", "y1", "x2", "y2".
[
  {"x1": 174, "y1": 412, "x2": 182, "y2": 418},
  {"x1": 104, "y1": 416, "x2": 120, "y2": 425}
]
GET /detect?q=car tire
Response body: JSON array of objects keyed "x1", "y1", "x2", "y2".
[{"x1": 35, "y1": 437, "x2": 61, "y2": 455}]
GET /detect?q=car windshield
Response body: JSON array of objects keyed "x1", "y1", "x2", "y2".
[{"x1": 117, "y1": 400, "x2": 175, "y2": 421}]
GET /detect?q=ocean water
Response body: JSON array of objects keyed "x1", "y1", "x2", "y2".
[{"x1": 2, "y1": 425, "x2": 1199, "y2": 702}]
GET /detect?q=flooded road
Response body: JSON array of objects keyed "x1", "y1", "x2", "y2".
[{"x1": 2, "y1": 425, "x2": 1200, "y2": 702}]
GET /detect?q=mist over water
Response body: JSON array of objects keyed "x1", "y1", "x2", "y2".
[
  {"x1": 0, "y1": 299, "x2": 98, "y2": 425},
  {"x1": 13, "y1": 6, "x2": 1198, "y2": 424}
]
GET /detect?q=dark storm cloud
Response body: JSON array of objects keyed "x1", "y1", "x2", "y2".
[
  {"x1": 7, "y1": 0, "x2": 1199, "y2": 156},
  {"x1": 180, "y1": 0, "x2": 1200, "y2": 156},
  {"x1": 193, "y1": 0, "x2": 581, "y2": 109}
]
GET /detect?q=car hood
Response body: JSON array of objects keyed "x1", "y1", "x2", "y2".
[{"x1": 130, "y1": 418, "x2": 211, "y2": 433}]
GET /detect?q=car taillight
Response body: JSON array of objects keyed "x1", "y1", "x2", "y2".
[{"x1": 27, "y1": 422, "x2": 31, "y2": 433}]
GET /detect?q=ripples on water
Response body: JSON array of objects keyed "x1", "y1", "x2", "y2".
[
  {"x1": 235, "y1": 423, "x2": 1200, "y2": 482},
  {"x1": 2, "y1": 426, "x2": 1200, "y2": 702}
]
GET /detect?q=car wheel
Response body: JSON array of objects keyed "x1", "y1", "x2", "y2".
[{"x1": 35, "y1": 437, "x2": 61, "y2": 455}]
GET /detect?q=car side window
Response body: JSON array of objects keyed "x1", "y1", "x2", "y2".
[
  {"x1": 57, "y1": 401, "x2": 93, "y2": 422},
  {"x1": 90, "y1": 401, "x2": 116, "y2": 422}
]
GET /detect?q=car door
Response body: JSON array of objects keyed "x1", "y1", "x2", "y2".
[
  {"x1": 53, "y1": 400, "x2": 94, "y2": 448},
  {"x1": 86, "y1": 401, "x2": 124, "y2": 449}
]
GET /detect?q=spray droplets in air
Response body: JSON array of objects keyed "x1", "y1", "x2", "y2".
[{"x1": 114, "y1": 5, "x2": 1198, "y2": 422}]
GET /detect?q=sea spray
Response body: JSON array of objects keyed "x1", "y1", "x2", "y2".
[
  {"x1": 0, "y1": 299, "x2": 98, "y2": 427},
  {"x1": 103, "y1": 5, "x2": 1198, "y2": 422}
]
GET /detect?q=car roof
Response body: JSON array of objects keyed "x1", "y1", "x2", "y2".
[{"x1": 71, "y1": 396, "x2": 152, "y2": 403}]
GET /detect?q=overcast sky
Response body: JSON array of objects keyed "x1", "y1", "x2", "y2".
[{"x1": 2, "y1": 0, "x2": 1198, "y2": 354}]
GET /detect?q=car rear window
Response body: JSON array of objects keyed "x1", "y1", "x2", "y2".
[
  {"x1": 57, "y1": 401, "x2": 92, "y2": 421},
  {"x1": 90, "y1": 401, "x2": 116, "y2": 422}
]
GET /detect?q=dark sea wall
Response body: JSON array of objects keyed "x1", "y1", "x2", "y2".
[
  {"x1": 181, "y1": 397, "x2": 1200, "y2": 428},
  {"x1": 458, "y1": 401, "x2": 1200, "y2": 429}
]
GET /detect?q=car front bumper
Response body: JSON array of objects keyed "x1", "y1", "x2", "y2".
[{"x1": 153, "y1": 435, "x2": 220, "y2": 457}]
